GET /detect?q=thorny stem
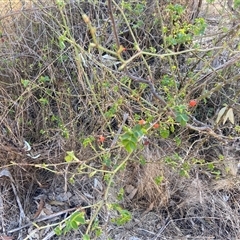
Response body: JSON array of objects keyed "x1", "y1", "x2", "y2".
[{"x1": 82, "y1": 13, "x2": 240, "y2": 142}]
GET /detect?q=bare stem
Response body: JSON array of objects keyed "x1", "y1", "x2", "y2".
[{"x1": 107, "y1": 0, "x2": 120, "y2": 48}]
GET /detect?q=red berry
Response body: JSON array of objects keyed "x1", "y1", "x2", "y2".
[
  {"x1": 138, "y1": 119, "x2": 146, "y2": 125},
  {"x1": 189, "y1": 99, "x2": 197, "y2": 107},
  {"x1": 98, "y1": 135, "x2": 105, "y2": 143},
  {"x1": 153, "y1": 123, "x2": 160, "y2": 129}
]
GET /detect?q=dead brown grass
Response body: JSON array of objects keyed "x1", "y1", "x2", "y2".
[{"x1": 1, "y1": 0, "x2": 240, "y2": 239}]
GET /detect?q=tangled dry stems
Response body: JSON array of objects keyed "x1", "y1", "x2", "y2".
[{"x1": 0, "y1": 0, "x2": 240, "y2": 239}]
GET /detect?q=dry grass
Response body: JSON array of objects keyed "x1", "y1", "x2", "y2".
[{"x1": 1, "y1": 0, "x2": 240, "y2": 239}]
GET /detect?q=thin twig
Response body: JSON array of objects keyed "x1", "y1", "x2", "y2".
[
  {"x1": 110, "y1": 113, "x2": 129, "y2": 148},
  {"x1": 152, "y1": 217, "x2": 219, "y2": 240},
  {"x1": 8, "y1": 207, "x2": 78, "y2": 234},
  {"x1": 42, "y1": 223, "x2": 66, "y2": 240},
  {"x1": 188, "y1": 53, "x2": 240, "y2": 98},
  {"x1": 107, "y1": 0, "x2": 120, "y2": 48},
  {"x1": 125, "y1": 70, "x2": 171, "y2": 112},
  {"x1": 0, "y1": 7, "x2": 56, "y2": 21}
]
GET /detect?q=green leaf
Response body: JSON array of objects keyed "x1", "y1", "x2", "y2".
[
  {"x1": 65, "y1": 151, "x2": 77, "y2": 162},
  {"x1": 132, "y1": 135, "x2": 139, "y2": 143},
  {"x1": 121, "y1": 125, "x2": 145, "y2": 152},
  {"x1": 67, "y1": 211, "x2": 85, "y2": 230},
  {"x1": 117, "y1": 188, "x2": 124, "y2": 201},
  {"x1": 56, "y1": 0, "x2": 65, "y2": 7},
  {"x1": 154, "y1": 176, "x2": 164, "y2": 185},
  {"x1": 111, "y1": 209, "x2": 132, "y2": 226},
  {"x1": 59, "y1": 40, "x2": 66, "y2": 50},
  {"x1": 132, "y1": 125, "x2": 144, "y2": 138},
  {"x1": 70, "y1": 220, "x2": 78, "y2": 230},
  {"x1": 21, "y1": 79, "x2": 30, "y2": 88},
  {"x1": 69, "y1": 176, "x2": 75, "y2": 184},
  {"x1": 65, "y1": 155, "x2": 72, "y2": 162},
  {"x1": 170, "y1": 124, "x2": 175, "y2": 133},
  {"x1": 140, "y1": 157, "x2": 146, "y2": 165},
  {"x1": 174, "y1": 136, "x2": 181, "y2": 146},
  {"x1": 121, "y1": 132, "x2": 132, "y2": 140},
  {"x1": 234, "y1": 0, "x2": 240, "y2": 8},
  {"x1": 123, "y1": 141, "x2": 136, "y2": 153},
  {"x1": 59, "y1": 35, "x2": 66, "y2": 49},
  {"x1": 83, "y1": 235, "x2": 90, "y2": 240},
  {"x1": 176, "y1": 113, "x2": 189, "y2": 126},
  {"x1": 39, "y1": 75, "x2": 50, "y2": 83},
  {"x1": 70, "y1": 211, "x2": 85, "y2": 224},
  {"x1": 63, "y1": 222, "x2": 72, "y2": 234},
  {"x1": 83, "y1": 136, "x2": 94, "y2": 147},
  {"x1": 207, "y1": 162, "x2": 215, "y2": 171},
  {"x1": 54, "y1": 226, "x2": 62, "y2": 236},
  {"x1": 179, "y1": 168, "x2": 190, "y2": 177},
  {"x1": 39, "y1": 98, "x2": 49, "y2": 105},
  {"x1": 160, "y1": 129, "x2": 170, "y2": 139},
  {"x1": 103, "y1": 157, "x2": 111, "y2": 167}
]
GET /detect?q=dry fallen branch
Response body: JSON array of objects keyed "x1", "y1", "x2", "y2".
[{"x1": 8, "y1": 207, "x2": 78, "y2": 234}]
